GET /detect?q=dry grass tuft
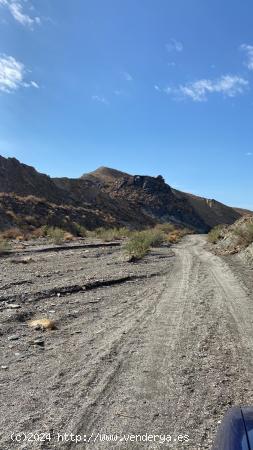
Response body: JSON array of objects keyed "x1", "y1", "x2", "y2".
[
  {"x1": 63, "y1": 232, "x2": 74, "y2": 242},
  {"x1": 28, "y1": 318, "x2": 57, "y2": 331}
]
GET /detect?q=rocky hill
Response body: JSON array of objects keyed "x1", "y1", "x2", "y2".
[{"x1": 0, "y1": 156, "x2": 244, "y2": 233}]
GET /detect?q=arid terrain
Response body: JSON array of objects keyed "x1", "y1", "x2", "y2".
[
  {"x1": 1, "y1": 234, "x2": 253, "y2": 449},
  {"x1": 0, "y1": 156, "x2": 242, "y2": 233}
]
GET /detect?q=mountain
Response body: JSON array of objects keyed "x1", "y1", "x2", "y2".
[{"x1": 0, "y1": 156, "x2": 243, "y2": 233}]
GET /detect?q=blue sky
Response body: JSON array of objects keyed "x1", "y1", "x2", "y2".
[{"x1": 0, "y1": 0, "x2": 253, "y2": 209}]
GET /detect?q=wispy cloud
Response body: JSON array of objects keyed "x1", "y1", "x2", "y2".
[
  {"x1": 0, "y1": 0, "x2": 40, "y2": 28},
  {"x1": 30, "y1": 80, "x2": 39, "y2": 89},
  {"x1": 0, "y1": 54, "x2": 39, "y2": 93},
  {"x1": 240, "y1": 44, "x2": 253, "y2": 71},
  {"x1": 91, "y1": 95, "x2": 109, "y2": 105},
  {"x1": 165, "y1": 75, "x2": 248, "y2": 102},
  {"x1": 114, "y1": 89, "x2": 126, "y2": 96},
  {"x1": 166, "y1": 38, "x2": 183, "y2": 53},
  {"x1": 246, "y1": 152, "x2": 253, "y2": 156},
  {"x1": 122, "y1": 71, "x2": 133, "y2": 81}
]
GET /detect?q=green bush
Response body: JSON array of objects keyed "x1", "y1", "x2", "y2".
[
  {"x1": 207, "y1": 225, "x2": 224, "y2": 244},
  {"x1": 0, "y1": 239, "x2": 11, "y2": 255},
  {"x1": 43, "y1": 226, "x2": 65, "y2": 244},
  {"x1": 137, "y1": 229, "x2": 166, "y2": 247},
  {"x1": 124, "y1": 233, "x2": 150, "y2": 261},
  {"x1": 73, "y1": 223, "x2": 87, "y2": 237}
]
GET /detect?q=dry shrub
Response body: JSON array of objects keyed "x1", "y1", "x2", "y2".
[
  {"x1": 28, "y1": 318, "x2": 57, "y2": 331},
  {"x1": 167, "y1": 228, "x2": 191, "y2": 244},
  {"x1": 31, "y1": 227, "x2": 45, "y2": 239},
  {"x1": 64, "y1": 232, "x2": 74, "y2": 242},
  {"x1": 2, "y1": 227, "x2": 23, "y2": 240},
  {"x1": 207, "y1": 225, "x2": 224, "y2": 244},
  {"x1": 233, "y1": 223, "x2": 253, "y2": 247}
]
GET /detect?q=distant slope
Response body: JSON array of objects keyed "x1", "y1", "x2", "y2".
[
  {"x1": 172, "y1": 188, "x2": 240, "y2": 229},
  {"x1": 233, "y1": 207, "x2": 253, "y2": 216},
  {"x1": 0, "y1": 156, "x2": 65, "y2": 204},
  {"x1": 0, "y1": 156, "x2": 243, "y2": 232}
]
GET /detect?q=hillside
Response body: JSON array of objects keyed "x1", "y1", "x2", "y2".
[
  {"x1": 0, "y1": 156, "x2": 243, "y2": 233},
  {"x1": 208, "y1": 214, "x2": 253, "y2": 259}
]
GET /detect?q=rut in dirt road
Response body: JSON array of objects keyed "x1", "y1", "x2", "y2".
[{"x1": 70, "y1": 235, "x2": 253, "y2": 450}]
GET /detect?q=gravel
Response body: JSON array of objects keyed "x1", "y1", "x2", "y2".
[{"x1": 1, "y1": 236, "x2": 253, "y2": 449}]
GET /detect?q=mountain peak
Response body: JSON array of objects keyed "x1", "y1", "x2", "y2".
[{"x1": 89, "y1": 166, "x2": 129, "y2": 178}]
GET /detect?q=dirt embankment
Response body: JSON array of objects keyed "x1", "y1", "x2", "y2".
[
  {"x1": 209, "y1": 214, "x2": 253, "y2": 257},
  {"x1": 1, "y1": 236, "x2": 253, "y2": 449}
]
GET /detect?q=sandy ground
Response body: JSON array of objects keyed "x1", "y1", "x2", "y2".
[{"x1": 1, "y1": 235, "x2": 253, "y2": 450}]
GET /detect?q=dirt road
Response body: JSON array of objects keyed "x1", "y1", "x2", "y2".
[{"x1": 1, "y1": 235, "x2": 253, "y2": 449}]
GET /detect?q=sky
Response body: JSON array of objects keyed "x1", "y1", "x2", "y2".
[{"x1": 0, "y1": 0, "x2": 253, "y2": 209}]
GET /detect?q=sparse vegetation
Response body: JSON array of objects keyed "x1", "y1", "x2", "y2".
[
  {"x1": 2, "y1": 227, "x2": 23, "y2": 240},
  {"x1": 207, "y1": 225, "x2": 224, "y2": 244},
  {"x1": 90, "y1": 227, "x2": 131, "y2": 241},
  {"x1": 42, "y1": 226, "x2": 65, "y2": 244},
  {"x1": 154, "y1": 223, "x2": 175, "y2": 234},
  {"x1": 0, "y1": 238, "x2": 11, "y2": 255},
  {"x1": 124, "y1": 227, "x2": 175, "y2": 261},
  {"x1": 233, "y1": 223, "x2": 253, "y2": 247},
  {"x1": 124, "y1": 233, "x2": 151, "y2": 261},
  {"x1": 137, "y1": 229, "x2": 166, "y2": 247},
  {"x1": 167, "y1": 228, "x2": 191, "y2": 244},
  {"x1": 0, "y1": 222, "x2": 191, "y2": 251},
  {"x1": 73, "y1": 223, "x2": 88, "y2": 237}
]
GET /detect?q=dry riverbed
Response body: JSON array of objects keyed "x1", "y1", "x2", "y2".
[{"x1": 1, "y1": 235, "x2": 253, "y2": 449}]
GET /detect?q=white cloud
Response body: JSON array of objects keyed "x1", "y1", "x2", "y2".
[
  {"x1": 166, "y1": 39, "x2": 183, "y2": 53},
  {"x1": 92, "y1": 95, "x2": 109, "y2": 105},
  {"x1": 240, "y1": 44, "x2": 253, "y2": 71},
  {"x1": 0, "y1": 54, "x2": 39, "y2": 93},
  {"x1": 166, "y1": 75, "x2": 248, "y2": 102},
  {"x1": 30, "y1": 80, "x2": 39, "y2": 88},
  {"x1": 122, "y1": 71, "x2": 133, "y2": 81},
  {"x1": 154, "y1": 85, "x2": 160, "y2": 91},
  {"x1": 0, "y1": 0, "x2": 40, "y2": 28},
  {"x1": 246, "y1": 152, "x2": 253, "y2": 156}
]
